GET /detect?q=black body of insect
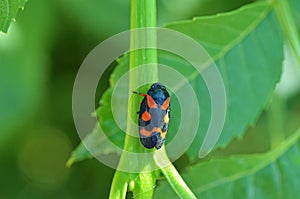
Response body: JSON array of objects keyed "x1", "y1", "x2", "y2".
[{"x1": 134, "y1": 82, "x2": 170, "y2": 149}]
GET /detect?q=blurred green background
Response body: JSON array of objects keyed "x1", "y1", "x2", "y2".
[{"x1": 1, "y1": 0, "x2": 299, "y2": 198}]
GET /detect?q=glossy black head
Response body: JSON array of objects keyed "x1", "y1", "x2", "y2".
[{"x1": 147, "y1": 82, "x2": 169, "y2": 105}]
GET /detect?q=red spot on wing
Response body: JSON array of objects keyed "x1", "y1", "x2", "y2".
[
  {"x1": 140, "y1": 128, "x2": 152, "y2": 137},
  {"x1": 147, "y1": 95, "x2": 157, "y2": 109},
  {"x1": 140, "y1": 127, "x2": 163, "y2": 137},
  {"x1": 142, "y1": 111, "x2": 151, "y2": 121},
  {"x1": 161, "y1": 97, "x2": 170, "y2": 110}
]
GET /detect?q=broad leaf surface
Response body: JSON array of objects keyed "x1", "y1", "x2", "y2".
[
  {"x1": 67, "y1": 57, "x2": 128, "y2": 166},
  {"x1": 158, "y1": 0, "x2": 252, "y2": 25},
  {"x1": 165, "y1": 2, "x2": 283, "y2": 160},
  {"x1": 288, "y1": 0, "x2": 300, "y2": 26},
  {"x1": 66, "y1": 122, "x2": 121, "y2": 167},
  {"x1": 0, "y1": 0, "x2": 27, "y2": 33},
  {"x1": 154, "y1": 128, "x2": 300, "y2": 198},
  {"x1": 68, "y1": 2, "x2": 284, "y2": 164}
]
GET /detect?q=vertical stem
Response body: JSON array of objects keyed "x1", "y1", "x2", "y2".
[
  {"x1": 130, "y1": 0, "x2": 158, "y2": 83},
  {"x1": 125, "y1": 0, "x2": 158, "y2": 154},
  {"x1": 111, "y1": 1, "x2": 196, "y2": 198},
  {"x1": 110, "y1": 0, "x2": 158, "y2": 198},
  {"x1": 109, "y1": 173, "x2": 128, "y2": 199}
]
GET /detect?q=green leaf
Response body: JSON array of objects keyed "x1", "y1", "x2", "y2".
[
  {"x1": 66, "y1": 122, "x2": 121, "y2": 167},
  {"x1": 0, "y1": 0, "x2": 27, "y2": 33},
  {"x1": 157, "y1": 0, "x2": 252, "y2": 26},
  {"x1": 154, "y1": 128, "x2": 300, "y2": 198},
  {"x1": 66, "y1": 57, "x2": 128, "y2": 167},
  {"x1": 288, "y1": 0, "x2": 300, "y2": 26},
  {"x1": 164, "y1": 2, "x2": 283, "y2": 160},
  {"x1": 69, "y1": 2, "x2": 284, "y2": 163}
]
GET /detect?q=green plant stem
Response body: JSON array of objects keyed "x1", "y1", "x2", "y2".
[
  {"x1": 110, "y1": 0, "x2": 196, "y2": 198},
  {"x1": 155, "y1": 147, "x2": 197, "y2": 199},
  {"x1": 274, "y1": 0, "x2": 300, "y2": 69},
  {"x1": 109, "y1": 0, "x2": 158, "y2": 198},
  {"x1": 109, "y1": 172, "x2": 128, "y2": 199},
  {"x1": 162, "y1": 165, "x2": 197, "y2": 199},
  {"x1": 130, "y1": 0, "x2": 158, "y2": 82}
]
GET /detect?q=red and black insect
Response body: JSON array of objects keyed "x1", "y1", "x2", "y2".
[{"x1": 134, "y1": 82, "x2": 170, "y2": 149}]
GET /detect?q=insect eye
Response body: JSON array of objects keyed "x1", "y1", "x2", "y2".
[{"x1": 151, "y1": 85, "x2": 155, "y2": 89}]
